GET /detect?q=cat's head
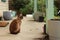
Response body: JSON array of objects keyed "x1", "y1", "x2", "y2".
[{"x1": 17, "y1": 13, "x2": 23, "y2": 20}]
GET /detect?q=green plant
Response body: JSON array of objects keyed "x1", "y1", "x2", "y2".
[
  {"x1": 12, "y1": 0, "x2": 30, "y2": 15},
  {"x1": 37, "y1": 0, "x2": 46, "y2": 17},
  {"x1": 54, "y1": 6, "x2": 58, "y2": 16},
  {"x1": 20, "y1": 8, "x2": 27, "y2": 16},
  {"x1": 26, "y1": 4, "x2": 33, "y2": 14},
  {"x1": 20, "y1": 0, "x2": 34, "y2": 16}
]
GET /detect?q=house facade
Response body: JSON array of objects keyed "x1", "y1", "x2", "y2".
[{"x1": 0, "y1": 0, "x2": 9, "y2": 17}]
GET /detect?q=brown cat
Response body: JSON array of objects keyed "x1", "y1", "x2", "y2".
[{"x1": 9, "y1": 13, "x2": 23, "y2": 34}]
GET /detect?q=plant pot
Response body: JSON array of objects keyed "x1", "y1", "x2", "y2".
[
  {"x1": 0, "y1": 17, "x2": 2, "y2": 20},
  {"x1": 39, "y1": 16, "x2": 44, "y2": 22},
  {"x1": 51, "y1": 19, "x2": 60, "y2": 21},
  {"x1": 3, "y1": 11, "x2": 12, "y2": 20}
]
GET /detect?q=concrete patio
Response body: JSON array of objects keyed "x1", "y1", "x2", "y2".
[{"x1": 0, "y1": 14, "x2": 46, "y2": 40}]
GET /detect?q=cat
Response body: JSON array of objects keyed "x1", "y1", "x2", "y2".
[{"x1": 9, "y1": 13, "x2": 23, "y2": 34}]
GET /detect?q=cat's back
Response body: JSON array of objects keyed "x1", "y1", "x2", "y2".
[
  {"x1": 10, "y1": 19, "x2": 17, "y2": 26},
  {"x1": 10, "y1": 19, "x2": 18, "y2": 32}
]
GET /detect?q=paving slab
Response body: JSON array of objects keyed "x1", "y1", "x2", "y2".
[{"x1": 0, "y1": 15, "x2": 46, "y2": 40}]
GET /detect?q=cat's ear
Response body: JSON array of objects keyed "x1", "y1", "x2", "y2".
[
  {"x1": 20, "y1": 14, "x2": 23, "y2": 19},
  {"x1": 20, "y1": 13, "x2": 23, "y2": 16}
]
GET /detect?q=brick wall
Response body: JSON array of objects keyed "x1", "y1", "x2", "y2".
[{"x1": 0, "y1": 0, "x2": 9, "y2": 17}]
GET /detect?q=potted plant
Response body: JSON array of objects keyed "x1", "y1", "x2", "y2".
[
  {"x1": 38, "y1": 0, "x2": 46, "y2": 22},
  {"x1": 33, "y1": 0, "x2": 46, "y2": 22}
]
